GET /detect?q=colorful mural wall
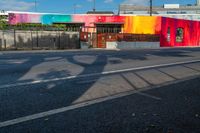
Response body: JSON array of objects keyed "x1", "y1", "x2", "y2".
[
  {"x1": 9, "y1": 13, "x2": 161, "y2": 35},
  {"x1": 9, "y1": 13, "x2": 72, "y2": 25},
  {"x1": 163, "y1": 15, "x2": 200, "y2": 22},
  {"x1": 160, "y1": 17, "x2": 200, "y2": 47},
  {"x1": 8, "y1": 13, "x2": 200, "y2": 47},
  {"x1": 123, "y1": 16, "x2": 161, "y2": 34},
  {"x1": 9, "y1": 13, "x2": 41, "y2": 24}
]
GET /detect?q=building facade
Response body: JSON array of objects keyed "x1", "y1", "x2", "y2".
[
  {"x1": 119, "y1": 0, "x2": 200, "y2": 15},
  {"x1": 6, "y1": 11, "x2": 200, "y2": 48}
]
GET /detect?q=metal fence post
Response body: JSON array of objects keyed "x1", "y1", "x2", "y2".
[
  {"x1": 36, "y1": 30, "x2": 39, "y2": 48},
  {"x1": 58, "y1": 30, "x2": 61, "y2": 49},
  {"x1": 3, "y1": 31, "x2": 6, "y2": 50},
  {"x1": 53, "y1": 37, "x2": 56, "y2": 49},
  {"x1": 30, "y1": 30, "x2": 33, "y2": 50},
  {"x1": 2, "y1": 30, "x2": 4, "y2": 50},
  {"x1": 0, "y1": 31, "x2": 2, "y2": 51},
  {"x1": 0, "y1": 39, "x2": 1, "y2": 51},
  {"x1": 14, "y1": 29, "x2": 17, "y2": 49}
]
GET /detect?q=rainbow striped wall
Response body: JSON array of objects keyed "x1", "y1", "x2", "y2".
[
  {"x1": 9, "y1": 13, "x2": 72, "y2": 25},
  {"x1": 9, "y1": 13, "x2": 161, "y2": 35}
]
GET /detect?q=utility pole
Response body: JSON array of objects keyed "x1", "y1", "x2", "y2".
[
  {"x1": 150, "y1": 0, "x2": 153, "y2": 16},
  {"x1": 74, "y1": 4, "x2": 76, "y2": 14},
  {"x1": 197, "y1": 0, "x2": 200, "y2": 6},
  {"x1": 93, "y1": 0, "x2": 96, "y2": 12},
  {"x1": 35, "y1": 0, "x2": 37, "y2": 12}
]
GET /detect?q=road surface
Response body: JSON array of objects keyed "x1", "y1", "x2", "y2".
[{"x1": 0, "y1": 48, "x2": 200, "y2": 133}]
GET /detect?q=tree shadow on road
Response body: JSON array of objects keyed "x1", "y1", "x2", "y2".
[
  {"x1": 0, "y1": 52, "x2": 108, "y2": 121},
  {"x1": 0, "y1": 48, "x2": 199, "y2": 122}
]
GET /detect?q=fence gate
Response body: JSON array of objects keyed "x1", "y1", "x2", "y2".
[
  {"x1": 97, "y1": 34, "x2": 106, "y2": 48},
  {"x1": 91, "y1": 33, "x2": 97, "y2": 48}
]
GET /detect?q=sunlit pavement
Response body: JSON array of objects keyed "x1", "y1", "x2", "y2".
[{"x1": 0, "y1": 48, "x2": 200, "y2": 133}]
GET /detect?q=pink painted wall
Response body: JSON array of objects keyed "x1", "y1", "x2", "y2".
[{"x1": 9, "y1": 13, "x2": 41, "y2": 25}]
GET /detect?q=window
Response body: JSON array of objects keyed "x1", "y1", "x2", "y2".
[
  {"x1": 66, "y1": 25, "x2": 80, "y2": 32},
  {"x1": 176, "y1": 28, "x2": 184, "y2": 42},
  {"x1": 96, "y1": 24, "x2": 122, "y2": 33},
  {"x1": 167, "y1": 27, "x2": 170, "y2": 42},
  {"x1": 65, "y1": 23, "x2": 83, "y2": 32}
]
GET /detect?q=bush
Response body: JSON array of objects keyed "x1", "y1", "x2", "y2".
[
  {"x1": 0, "y1": 22, "x2": 67, "y2": 31},
  {"x1": 0, "y1": 15, "x2": 8, "y2": 30}
]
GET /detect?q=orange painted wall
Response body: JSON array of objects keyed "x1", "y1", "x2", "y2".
[
  {"x1": 73, "y1": 15, "x2": 162, "y2": 34},
  {"x1": 123, "y1": 16, "x2": 161, "y2": 35}
]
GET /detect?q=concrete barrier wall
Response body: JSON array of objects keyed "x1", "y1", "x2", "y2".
[
  {"x1": 106, "y1": 42, "x2": 160, "y2": 49},
  {"x1": 0, "y1": 30, "x2": 80, "y2": 50},
  {"x1": 0, "y1": 30, "x2": 15, "y2": 49},
  {"x1": 80, "y1": 42, "x2": 90, "y2": 49}
]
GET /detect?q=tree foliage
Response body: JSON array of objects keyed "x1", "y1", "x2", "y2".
[
  {"x1": 0, "y1": 15, "x2": 8, "y2": 30},
  {"x1": 0, "y1": 16, "x2": 67, "y2": 31}
]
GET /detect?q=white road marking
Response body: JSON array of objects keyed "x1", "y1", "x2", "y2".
[
  {"x1": 0, "y1": 75, "x2": 198, "y2": 128},
  {"x1": 77, "y1": 77, "x2": 111, "y2": 84},
  {"x1": 0, "y1": 89, "x2": 147, "y2": 128},
  {"x1": 136, "y1": 91, "x2": 161, "y2": 100},
  {"x1": 77, "y1": 79, "x2": 97, "y2": 84},
  {"x1": 0, "y1": 59, "x2": 200, "y2": 89}
]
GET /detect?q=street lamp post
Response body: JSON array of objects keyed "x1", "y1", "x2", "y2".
[
  {"x1": 93, "y1": 0, "x2": 96, "y2": 12},
  {"x1": 74, "y1": 4, "x2": 76, "y2": 14},
  {"x1": 35, "y1": 0, "x2": 37, "y2": 12},
  {"x1": 150, "y1": 0, "x2": 153, "y2": 16}
]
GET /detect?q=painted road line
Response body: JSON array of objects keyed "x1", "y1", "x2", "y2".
[
  {"x1": 0, "y1": 75, "x2": 199, "y2": 128},
  {"x1": 0, "y1": 59, "x2": 200, "y2": 89},
  {"x1": 77, "y1": 77, "x2": 112, "y2": 84},
  {"x1": 135, "y1": 91, "x2": 161, "y2": 100},
  {"x1": 0, "y1": 90, "x2": 140, "y2": 128},
  {"x1": 0, "y1": 88, "x2": 161, "y2": 128},
  {"x1": 77, "y1": 79, "x2": 97, "y2": 84}
]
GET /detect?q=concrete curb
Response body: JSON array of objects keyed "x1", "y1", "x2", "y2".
[{"x1": 0, "y1": 47, "x2": 200, "y2": 54}]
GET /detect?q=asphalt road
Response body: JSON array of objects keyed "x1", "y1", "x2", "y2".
[{"x1": 0, "y1": 48, "x2": 200, "y2": 133}]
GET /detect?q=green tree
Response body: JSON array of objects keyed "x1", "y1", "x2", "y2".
[{"x1": 0, "y1": 15, "x2": 8, "y2": 30}]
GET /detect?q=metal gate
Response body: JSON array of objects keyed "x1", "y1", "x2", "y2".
[
  {"x1": 88, "y1": 33, "x2": 97, "y2": 48},
  {"x1": 97, "y1": 34, "x2": 106, "y2": 48}
]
